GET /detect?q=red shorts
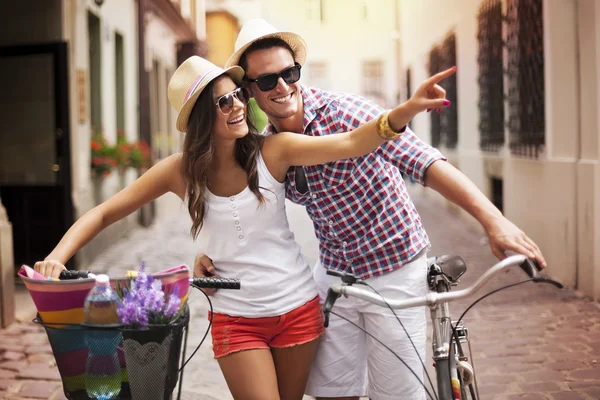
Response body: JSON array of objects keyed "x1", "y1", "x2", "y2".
[{"x1": 209, "y1": 296, "x2": 325, "y2": 359}]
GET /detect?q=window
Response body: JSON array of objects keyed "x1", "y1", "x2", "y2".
[
  {"x1": 88, "y1": 12, "x2": 102, "y2": 136},
  {"x1": 505, "y1": 0, "x2": 545, "y2": 158},
  {"x1": 166, "y1": 68, "x2": 177, "y2": 155},
  {"x1": 405, "y1": 68, "x2": 413, "y2": 130},
  {"x1": 440, "y1": 33, "x2": 458, "y2": 149},
  {"x1": 491, "y1": 177, "x2": 503, "y2": 213},
  {"x1": 405, "y1": 68, "x2": 412, "y2": 102},
  {"x1": 190, "y1": 0, "x2": 197, "y2": 33},
  {"x1": 115, "y1": 32, "x2": 125, "y2": 139},
  {"x1": 362, "y1": 60, "x2": 384, "y2": 106},
  {"x1": 428, "y1": 47, "x2": 442, "y2": 148},
  {"x1": 306, "y1": 62, "x2": 328, "y2": 90},
  {"x1": 306, "y1": 0, "x2": 324, "y2": 22},
  {"x1": 149, "y1": 62, "x2": 172, "y2": 159},
  {"x1": 150, "y1": 60, "x2": 162, "y2": 160},
  {"x1": 477, "y1": 0, "x2": 504, "y2": 152}
]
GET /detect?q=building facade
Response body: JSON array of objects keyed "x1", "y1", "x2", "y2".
[
  {"x1": 0, "y1": 0, "x2": 207, "y2": 325},
  {"x1": 205, "y1": 0, "x2": 401, "y2": 108},
  {"x1": 399, "y1": 0, "x2": 600, "y2": 297}
]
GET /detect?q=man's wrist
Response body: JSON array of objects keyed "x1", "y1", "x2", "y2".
[{"x1": 477, "y1": 208, "x2": 505, "y2": 233}]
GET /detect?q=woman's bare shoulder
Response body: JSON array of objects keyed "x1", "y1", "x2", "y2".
[{"x1": 161, "y1": 153, "x2": 186, "y2": 199}]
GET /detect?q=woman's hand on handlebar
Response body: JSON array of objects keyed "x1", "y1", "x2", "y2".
[
  {"x1": 193, "y1": 253, "x2": 220, "y2": 296},
  {"x1": 34, "y1": 260, "x2": 67, "y2": 279}
]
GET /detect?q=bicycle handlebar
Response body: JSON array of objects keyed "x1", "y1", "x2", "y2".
[
  {"x1": 58, "y1": 270, "x2": 241, "y2": 290},
  {"x1": 58, "y1": 270, "x2": 96, "y2": 280},
  {"x1": 325, "y1": 255, "x2": 562, "y2": 316},
  {"x1": 189, "y1": 277, "x2": 241, "y2": 290}
]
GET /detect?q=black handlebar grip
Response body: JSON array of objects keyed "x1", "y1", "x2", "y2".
[
  {"x1": 326, "y1": 269, "x2": 359, "y2": 284},
  {"x1": 190, "y1": 277, "x2": 241, "y2": 290},
  {"x1": 59, "y1": 270, "x2": 91, "y2": 280},
  {"x1": 322, "y1": 288, "x2": 341, "y2": 328},
  {"x1": 519, "y1": 258, "x2": 541, "y2": 279},
  {"x1": 518, "y1": 258, "x2": 563, "y2": 288}
]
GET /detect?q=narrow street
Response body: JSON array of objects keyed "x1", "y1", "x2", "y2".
[{"x1": 1, "y1": 190, "x2": 599, "y2": 399}]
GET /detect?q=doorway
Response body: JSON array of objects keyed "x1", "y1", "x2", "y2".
[{"x1": 0, "y1": 42, "x2": 73, "y2": 271}]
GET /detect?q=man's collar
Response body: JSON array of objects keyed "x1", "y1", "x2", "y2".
[{"x1": 301, "y1": 85, "x2": 329, "y2": 119}]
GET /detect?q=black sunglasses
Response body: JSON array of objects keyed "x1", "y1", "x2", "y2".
[
  {"x1": 295, "y1": 166, "x2": 308, "y2": 194},
  {"x1": 245, "y1": 63, "x2": 302, "y2": 92},
  {"x1": 215, "y1": 87, "x2": 250, "y2": 115}
]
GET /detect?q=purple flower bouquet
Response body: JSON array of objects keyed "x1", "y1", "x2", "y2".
[{"x1": 117, "y1": 262, "x2": 183, "y2": 330}]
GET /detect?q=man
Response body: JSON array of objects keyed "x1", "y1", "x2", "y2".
[{"x1": 195, "y1": 19, "x2": 546, "y2": 400}]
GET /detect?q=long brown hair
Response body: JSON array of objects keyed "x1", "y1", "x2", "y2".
[{"x1": 182, "y1": 77, "x2": 265, "y2": 239}]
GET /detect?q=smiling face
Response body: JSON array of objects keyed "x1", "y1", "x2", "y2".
[
  {"x1": 211, "y1": 76, "x2": 249, "y2": 144},
  {"x1": 244, "y1": 46, "x2": 302, "y2": 123}
]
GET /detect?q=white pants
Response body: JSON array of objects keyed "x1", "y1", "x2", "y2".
[{"x1": 305, "y1": 255, "x2": 428, "y2": 400}]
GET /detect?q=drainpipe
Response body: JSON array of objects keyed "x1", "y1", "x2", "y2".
[
  {"x1": 137, "y1": 0, "x2": 154, "y2": 226},
  {"x1": 138, "y1": 0, "x2": 150, "y2": 147},
  {"x1": 393, "y1": 0, "x2": 402, "y2": 103},
  {"x1": 574, "y1": 0, "x2": 581, "y2": 290}
]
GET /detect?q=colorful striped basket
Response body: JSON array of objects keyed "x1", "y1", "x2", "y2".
[{"x1": 18, "y1": 265, "x2": 191, "y2": 400}]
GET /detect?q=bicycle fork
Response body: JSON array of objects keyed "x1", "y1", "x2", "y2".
[
  {"x1": 429, "y1": 276, "x2": 478, "y2": 400},
  {"x1": 430, "y1": 301, "x2": 461, "y2": 399}
]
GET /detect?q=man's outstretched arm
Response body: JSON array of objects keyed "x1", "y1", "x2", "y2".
[{"x1": 423, "y1": 160, "x2": 547, "y2": 268}]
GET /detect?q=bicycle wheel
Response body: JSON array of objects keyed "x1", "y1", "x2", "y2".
[
  {"x1": 454, "y1": 328, "x2": 478, "y2": 399},
  {"x1": 436, "y1": 354, "x2": 478, "y2": 399},
  {"x1": 458, "y1": 373, "x2": 477, "y2": 399},
  {"x1": 435, "y1": 339, "x2": 462, "y2": 400}
]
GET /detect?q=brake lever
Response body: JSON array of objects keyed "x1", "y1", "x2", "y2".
[
  {"x1": 322, "y1": 288, "x2": 341, "y2": 328},
  {"x1": 518, "y1": 257, "x2": 563, "y2": 289},
  {"x1": 325, "y1": 269, "x2": 363, "y2": 285},
  {"x1": 322, "y1": 270, "x2": 365, "y2": 327}
]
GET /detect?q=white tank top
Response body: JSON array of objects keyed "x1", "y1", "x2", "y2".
[{"x1": 196, "y1": 153, "x2": 317, "y2": 317}]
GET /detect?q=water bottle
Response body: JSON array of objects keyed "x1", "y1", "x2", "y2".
[{"x1": 83, "y1": 274, "x2": 121, "y2": 400}]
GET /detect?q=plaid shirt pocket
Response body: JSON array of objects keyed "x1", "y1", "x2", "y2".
[{"x1": 319, "y1": 159, "x2": 356, "y2": 188}]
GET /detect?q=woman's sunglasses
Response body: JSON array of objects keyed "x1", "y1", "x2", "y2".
[
  {"x1": 245, "y1": 63, "x2": 302, "y2": 92},
  {"x1": 215, "y1": 87, "x2": 250, "y2": 115}
]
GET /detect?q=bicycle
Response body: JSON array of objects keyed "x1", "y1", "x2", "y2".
[
  {"x1": 21, "y1": 266, "x2": 240, "y2": 400},
  {"x1": 321, "y1": 254, "x2": 563, "y2": 400}
]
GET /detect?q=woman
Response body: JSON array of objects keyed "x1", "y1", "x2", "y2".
[{"x1": 35, "y1": 56, "x2": 454, "y2": 400}]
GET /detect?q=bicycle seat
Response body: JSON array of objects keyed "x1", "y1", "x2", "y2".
[{"x1": 430, "y1": 255, "x2": 467, "y2": 283}]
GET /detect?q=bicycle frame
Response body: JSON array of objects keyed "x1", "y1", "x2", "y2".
[
  {"x1": 324, "y1": 254, "x2": 562, "y2": 400},
  {"x1": 428, "y1": 259, "x2": 476, "y2": 399}
]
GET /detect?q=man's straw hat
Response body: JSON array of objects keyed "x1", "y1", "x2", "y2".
[
  {"x1": 168, "y1": 56, "x2": 244, "y2": 132},
  {"x1": 225, "y1": 19, "x2": 307, "y2": 69}
]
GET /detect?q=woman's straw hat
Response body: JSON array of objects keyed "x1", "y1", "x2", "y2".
[
  {"x1": 225, "y1": 19, "x2": 307, "y2": 68},
  {"x1": 168, "y1": 56, "x2": 244, "y2": 132}
]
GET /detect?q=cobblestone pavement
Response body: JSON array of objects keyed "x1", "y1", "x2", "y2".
[
  {"x1": 414, "y1": 192, "x2": 600, "y2": 400},
  {"x1": 1, "y1": 191, "x2": 600, "y2": 399}
]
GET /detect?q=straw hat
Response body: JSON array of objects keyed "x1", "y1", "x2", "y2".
[
  {"x1": 225, "y1": 19, "x2": 307, "y2": 69},
  {"x1": 168, "y1": 56, "x2": 245, "y2": 132}
]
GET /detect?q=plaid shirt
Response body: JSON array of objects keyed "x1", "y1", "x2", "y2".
[{"x1": 263, "y1": 86, "x2": 446, "y2": 280}]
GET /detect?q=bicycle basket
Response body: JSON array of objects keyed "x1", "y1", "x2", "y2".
[
  {"x1": 19, "y1": 265, "x2": 192, "y2": 400},
  {"x1": 37, "y1": 304, "x2": 189, "y2": 400}
]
